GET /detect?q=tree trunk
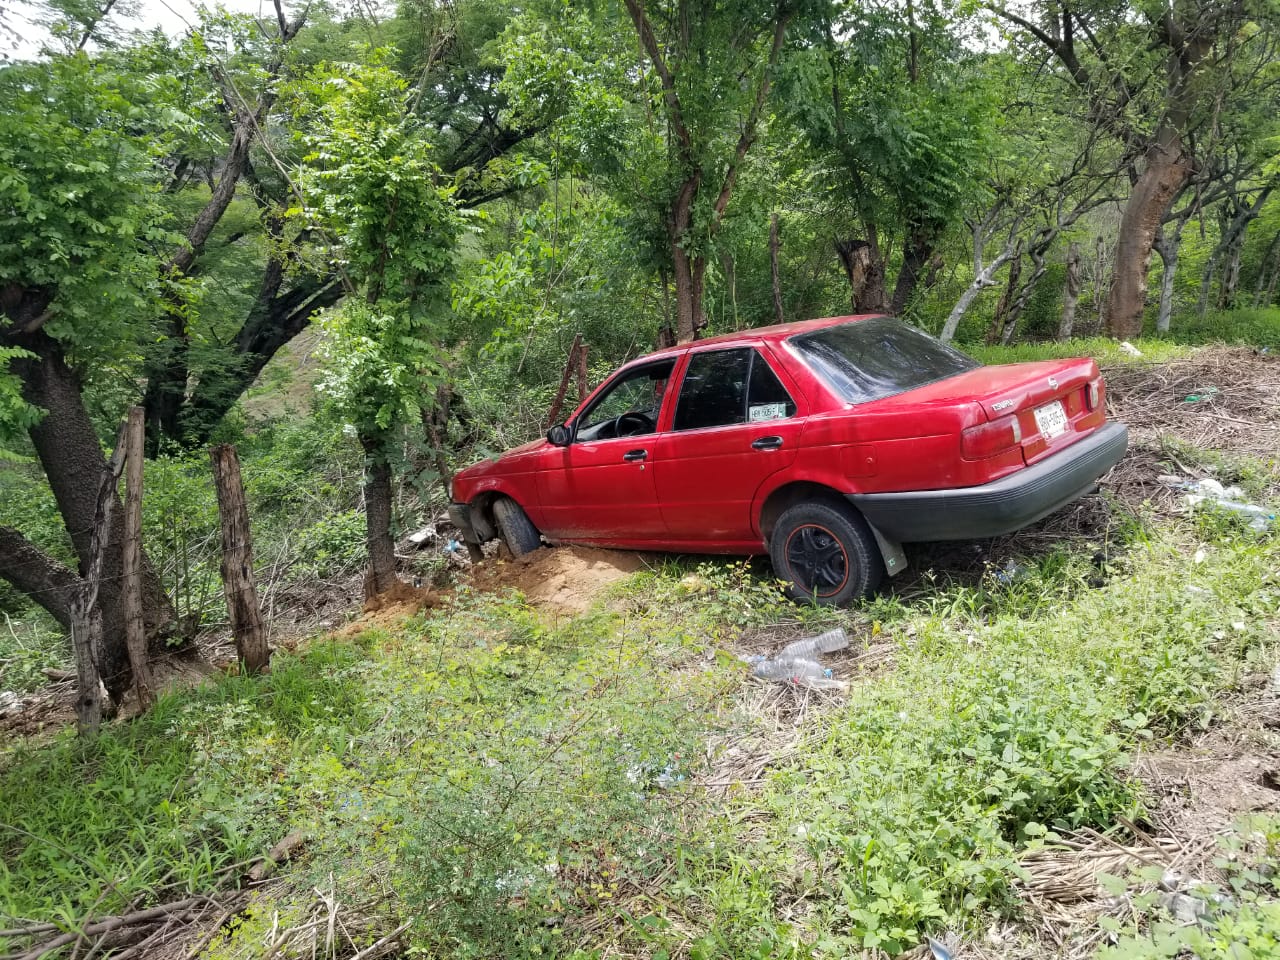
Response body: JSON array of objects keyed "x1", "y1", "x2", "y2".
[
  {"x1": 670, "y1": 244, "x2": 707, "y2": 344},
  {"x1": 359, "y1": 434, "x2": 398, "y2": 597},
  {"x1": 1153, "y1": 217, "x2": 1187, "y2": 334},
  {"x1": 211, "y1": 444, "x2": 269, "y2": 674},
  {"x1": 70, "y1": 587, "x2": 104, "y2": 735},
  {"x1": 1058, "y1": 241, "x2": 1082, "y2": 340},
  {"x1": 1094, "y1": 235, "x2": 1108, "y2": 328},
  {"x1": 835, "y1": 235, "x2": 886, "y2": 312},
  {"x1": 0, "y1": 527, "x2": 79, "y2": 629},
  {"x1": 769, "y1": 213, "x2": 784, "y2": 324},
  {"x1": 987, "y1": 246, "x2": 1023, "y2": 344},
  {"x1": 140, "y1": 312, "x2": 189, "y2": 454},
  {"x1": 1105, "y1": 148, "x2": 1192, "y2": 338},
  {"x1": 1000, "y1": 245, "x2": 1050, "y2": 345},
  {"x1": 10, "y1": 331, "x2": 177, "y2": 700},
  {"x1": 122, "y1": 406, "x2": 155, "y2": 708},
  {"x1": 890, "y1": 224, "x2": 935, "y2": 315},
  {"x1": 72, "y1": 421, "x2": 127, "y2": 735},
  {"x1": 1255, "y1": 230, "x2": 1280, "y2": 307},
  {"x1": 940, "y1": 235, "x2": 1021, "y2": 342}
]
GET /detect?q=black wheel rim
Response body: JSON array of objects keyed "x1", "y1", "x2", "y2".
[{"x1": 784, "y1": 524, "x2": 850, "y2": 597}]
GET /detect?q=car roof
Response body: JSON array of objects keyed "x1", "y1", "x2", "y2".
[{"x1": 645, "y1": 313, "x2": 886, "y2": 359}]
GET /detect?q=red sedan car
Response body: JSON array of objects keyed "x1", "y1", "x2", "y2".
[{"x1": 449, "y1": 315, "x2": 1128, "y2": 605}]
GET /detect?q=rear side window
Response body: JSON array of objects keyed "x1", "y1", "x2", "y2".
[
  {"x1": 674, "y1": 348, "x2": 796, "y2": 431},
  {"x1": 789, "y1": 316, "x2": 979, "y2": 404}
]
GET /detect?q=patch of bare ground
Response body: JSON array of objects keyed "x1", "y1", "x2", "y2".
[
  {"x1": 464, "y1": 544, "x2": 652, "y2": 616},
  {"x1": 1104, "y1": 346, "x2": 1280, "y2": 461},
  {"x1": 0, "y1": 650, "x2": 218, "y2": 741}
]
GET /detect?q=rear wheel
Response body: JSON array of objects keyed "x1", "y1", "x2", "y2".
[
  {"x1": 492, "y1": 497, "x2": 542, "y2": 559},
  {"x1": 769, "y1": 501, "x2": 882, "y2": 606}
]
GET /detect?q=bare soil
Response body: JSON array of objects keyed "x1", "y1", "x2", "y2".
[{"x1": 465, "y1": 545, "x2": 652, "y2": 616}]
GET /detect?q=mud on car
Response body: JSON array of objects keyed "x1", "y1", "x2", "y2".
[{"x1": 449, "y1": 315, "x2": 1128, "y2": 606}]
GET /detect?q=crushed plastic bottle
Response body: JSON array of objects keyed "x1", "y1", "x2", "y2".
[
  {"x1": 778, "y1": 627, "x2": 850, "y2": 659},
  {"x1": 750, "y1": 655, "x2": 828, "y2": 681},
  {"x1": 1198, "y1": 499, "x2": 1276, "y2": 530}
]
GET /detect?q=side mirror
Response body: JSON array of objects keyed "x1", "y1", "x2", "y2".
[{"x1": 546, "y1": 424, "x2": 572, "y2": 447}]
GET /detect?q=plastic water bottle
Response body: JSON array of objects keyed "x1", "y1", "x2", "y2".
[
  {"x1": 1194, "y1": 498, "x2": 1276, "y2": 531},
  {"x1": 750, "y1": 656, "x2": 829, "y2": 681},
  {"x1": 779, "y1": 627, "x2": 849, "y2": 659}
]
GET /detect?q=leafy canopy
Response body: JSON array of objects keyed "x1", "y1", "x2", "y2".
[{"x1": 296, "y1": 58, "x2": 463, "y2": 441}]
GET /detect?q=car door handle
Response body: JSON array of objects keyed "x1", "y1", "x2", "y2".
[
  {"x1": 623, "y1": 449, "x2": 648, "y2": 462},
  {"x1": 751, "y1": 436, "x2": 783, "y2": 451}
]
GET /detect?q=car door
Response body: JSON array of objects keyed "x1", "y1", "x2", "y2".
[
  {"x1": 654, "y1": 345, "x2": 805, "y2": 543},
  {"x1": 536, "y1": 359, "x2": 676, "y2": 542}
]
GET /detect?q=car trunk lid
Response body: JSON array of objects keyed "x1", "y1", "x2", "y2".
[{"x1": 886, "y1": 358, "x2": 1104, "y2": 465}]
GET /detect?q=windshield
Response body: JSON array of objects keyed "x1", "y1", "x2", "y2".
[{"x1": 789, "y1": 317, "x2": 980, "y2": 404}]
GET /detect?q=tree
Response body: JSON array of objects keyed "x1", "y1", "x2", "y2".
[
  {"x1": 0, "y1": 54, "x2": 178, "y2": 699},
  {"x1": 139, "y1": 0, "x2": 545, "y2": 449},
  {"x1": 299, "y1": 60, "x2": 462, "y2": 596},
  {"x1": 782, "y1": 0, "x2": 995, "y2": 318},
  {"x1": 989, "y1": 0, "x2": 1273, "y2": 338},
  {"x1": 504, "y1": 0, "x2": 802, "y2": 344}
]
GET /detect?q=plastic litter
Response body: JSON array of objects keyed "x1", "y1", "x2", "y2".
[
  {"x1": 777, "y1": 627, "x2": 850, "y2": 659},
  {"x1": 1181, "y1": 386, "x2": 1220, "y2": 403},
  {"x1": 0, "y1": 691, "x2": 21, "y2": 718},
  {"x1": 926, "y1": 936, "x2": 955, "y2": 960},
  {"x1": 1159, "y1": 475, "x2": 1276, "y2": 532},
  {"x1": 994, "y1": 559, "x2": 1031, "y2": 584},
  {"x1": 1119, "y1": 341, "x2": 1143, "y2": 358},
  {"x1": 626, "y1": 754, "x2": 686, "y2": 790},
  {"x1": 749, "y1": 655, "x2": 827, "y2": 681},
  {"x1": 745, "y1": 627, "x2": 850, "y2": 690}
]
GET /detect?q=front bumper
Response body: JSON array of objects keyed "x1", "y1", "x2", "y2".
[{"x1": 849, "y1": 422, "x2": 1129, "y2": 543}]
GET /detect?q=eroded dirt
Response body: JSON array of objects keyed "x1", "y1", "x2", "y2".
[{"x1": 465, "y1": 545, "x2": 651, "y2": 616}]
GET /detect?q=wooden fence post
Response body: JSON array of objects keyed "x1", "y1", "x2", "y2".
[
  {"x1": 210, "y1": 444, "x2": 269, "y2": 674},
  {"x1": 545, "y1": 333, "x2": 583, "y2": 428},
  {"x1": 122, "y1": 406, "x2": 155, "y2": 708}
]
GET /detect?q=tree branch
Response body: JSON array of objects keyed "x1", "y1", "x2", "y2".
[
  {"x1": 623, "y1": 0, "x2": 694, "y2": 158},
  {"x1": 709, "y1": 2, "x2": 794, "y2": 230},
  {"x1": 0, "y1": 526, "x2": 81, "y2": 630}
]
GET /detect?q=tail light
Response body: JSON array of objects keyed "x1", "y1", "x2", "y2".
[
  {"x1": 1085, "y1": 378, "x2": 1103, "y2": 411},
  {"x1": 962, "y1": 414, "x2": 1022, "y2": 459}
]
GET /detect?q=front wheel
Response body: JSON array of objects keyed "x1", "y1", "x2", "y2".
[
  {"x1": 492, "y1": 497, "x2": 542, "y2": 559},
  {"x1": 769, "y1": 501, "x2": 882, "y2": 606}
]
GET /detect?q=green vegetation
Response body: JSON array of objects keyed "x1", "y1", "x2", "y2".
[
  {"x1": 5, "y1": 0, "x2": 1280, "y2": 954},
  {"x1": 0, "y1": 590, "x2": 731, "y2": 955},
  {"x1": 3, "y1": 495, "x2": 1277, "y2": 956}
]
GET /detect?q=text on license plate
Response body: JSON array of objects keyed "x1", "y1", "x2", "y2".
[{"x1": 1033, "y1": 400, "x2": 1068, "y2": 439}]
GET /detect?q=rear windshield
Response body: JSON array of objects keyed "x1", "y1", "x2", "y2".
[{"x1": 789, "y1": 317, "x2": 980, "y2": 404}]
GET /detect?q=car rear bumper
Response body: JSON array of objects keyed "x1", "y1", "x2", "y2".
[{"x1": 848, "y1": 422, "x2": 1129, "y2": 542}]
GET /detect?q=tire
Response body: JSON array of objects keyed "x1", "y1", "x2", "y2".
[
  {"x1": 769, "y1": 501, "x2": 883, "y2": 606},
  {"x1": 492, "y1": 497, "x2": 542, "y2": 558}
]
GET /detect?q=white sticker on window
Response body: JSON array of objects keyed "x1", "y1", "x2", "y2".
[{"x1": 749, "y1": 403, "x2": 787, "y2": 422}]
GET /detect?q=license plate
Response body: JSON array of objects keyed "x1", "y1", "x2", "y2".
[{"x1": 1034, "y1": 400, "x2": 1068, "y2": 439}]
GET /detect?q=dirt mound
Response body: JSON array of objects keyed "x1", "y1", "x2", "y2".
[
  {"x1": 328, "y1": 581, "x2": 442, "y2": 638},
  {"x1": 467, "y1": 546, "x2": 650, "y2": 616}
]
